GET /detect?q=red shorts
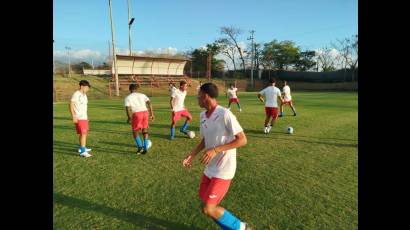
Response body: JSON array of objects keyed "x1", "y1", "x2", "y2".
[
  {"x1": 265, "y1": 107, "x2": 279, "y2": 119},
  {"x1": 132, "y1": 111, "x2": 149, "y2": 131},
  {"x1": 229, "y1": 98, "x2": 239, "y2": 103},
  {"x1": 172, "y1": 109, "x2": 191, "y2": 123},
  {"x1": 198, "y1": 174, "x2": 232, "y2": 205},
  {"x1": 282, "y1": 100, "x2": 293, "y2": 105},
  {"x1": 75, "y1": 120, "x2": 89, "y2": 134}
]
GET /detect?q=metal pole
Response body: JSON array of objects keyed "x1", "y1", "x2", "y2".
[
  {"x1": 128, "y1": 0, "x2": 132, "y2": 55},
  {"x1": 53, "y1": 40, "x2": 55, "y2": 74},
  {"x1": 249, "y1": 30, "x2": 255, "y2": 89},
  {"x1": 109, "y1": 0, "x2": 120, "y2": 96}
]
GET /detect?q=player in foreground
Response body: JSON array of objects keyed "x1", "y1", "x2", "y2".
[
  {"x1": 125, "y1": 83, "x2": 154, "y2": 155},
  {"x1": 69, "y1": 80, "x2": 93, "y2": 157},
  {"x1": 279, "y1": 80, "x2": 296, "y2": 117},
  {"x1": 226, "y1": 83, "x2": 242, "y2": 112},
  {"x1": 257, "y1": 78, "x2": 284, "y2": 134},
  {"x1": 183, "y1": 83, "x2": 253, "y2": 230},
  {"x1": 170, "y1": 80, "x2": 192, "y2": 140}
]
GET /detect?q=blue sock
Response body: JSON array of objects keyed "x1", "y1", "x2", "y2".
[
  {"x1": 214, "y1": 210, "x2": 241, "y2": 230},
  {"x1": 134, "y1": 136, "x2": 143, "y2": 148},
  {"x1": 181, "y1": 122, "x2": 189, "y2": 132},
  {"x1": 79, "y1": 146, "x2": 86, "y2": 154},
  {"x1": 171, "y1": 127, "x2": 175, "y2": 138},
  {"x1": 143, "y1": 138, "x2": 150, "y2": 151}
]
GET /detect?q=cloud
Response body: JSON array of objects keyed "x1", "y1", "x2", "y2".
[{"x1": 53, "y1": 49, "x2": 105, "y2": 64}]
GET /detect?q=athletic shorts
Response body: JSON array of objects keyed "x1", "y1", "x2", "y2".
[
  {"x1": 265, "y1": 107, "x2": 279, "y2": 119},
  {"x1": 75, "y1": 120, "x2": 89, "y2": 134},
  {"x1": 282, "y1": 100, "x2": 293, "y2": 105},
  {"x1": 229, "y1": 98, "x2": 239, "y2": 103},
  {"x1": 132, "y1": 111, "x2": 149, "y2": 131},
  {"x1": 199, "y1": 174, "x2": 232, "y2": 205},
  {"x1": 172, "y1": 109, "x2": 191, "y2": 123}
]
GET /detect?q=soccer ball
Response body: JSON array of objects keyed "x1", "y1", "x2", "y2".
[
  {"x1": 187, "y1": 131, "x2": 195, "y2": 139},
  {"x1": 287, "y1": 126, "x2": 294, "y2": 134},
  {"x1": 146, "y1": 140, "x2": 152, "y2": 149}
]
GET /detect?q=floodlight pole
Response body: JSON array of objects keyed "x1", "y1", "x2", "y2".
[
  {"x1": 109, "y1": 0, "x2": 120, "y2": 96},
  {"x1": 53, "y1": 40, "x2": 55, "y2": 74},
  {"x1": 127, "y1": 0, "x2": 134, "y2": 56}
]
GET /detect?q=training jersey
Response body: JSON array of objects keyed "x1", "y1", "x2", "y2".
[
  {"x1": 282, "y1": 85, "x2": 292, "y2": 101},
  {"x1": 227, "y1": 87, "x2": 238, "y2": 99},
  {"x1": 124, "y1": 92, "x2": 150, "y2": 113},
  {"x1": 200, "y1": 105, "x2": 244, "y2": 180},
  {"x1": 171, "y1": 89, "x2": 187, "y2": 112},
  {"x1": 71, "y1": 90, "x2": 88, "y2": 120},
  {"x1": 169, "y1": 85, "x2": 176, "y2": 95},
  {"x1": 259, "y1": 86, "x2": 282, "y2": 108}
]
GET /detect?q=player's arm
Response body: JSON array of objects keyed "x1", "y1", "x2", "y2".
[
  {"x1": 200, "y1": 132, "x2": 247, "y2": 165},
  {"x1": 183, "y1": 138, "x2": 205, "y2": 168},
  {"x1": 278, "y1": 91, "x2": 284, "y2": 103},
  {"x1": 257, "y1": 93, "x2": 265, "y2": 103},
  {"x1": 146, "y1": 100, "x2": 155, "y2": 121},
  {"x1": 125, "y1": 106, "x2": 133, "y2": 123},
  {"x1": 170, "y1": 97, "x2": 175, "y2": 111},
  {"x1": 69, "y1": 101, "x2": 77, "y2": 123}
]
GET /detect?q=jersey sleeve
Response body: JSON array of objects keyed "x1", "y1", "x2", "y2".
[
  {"x1": 124, "y1": 96, "x2": 130, "y2": 107},
  {"x1": 71, "y1": 91, "x2": 79, "y2": 102},
  {"x1": 144, "y1": 95, "x2": 150, "y2": 102},
  {"x1": 224, "y1": 110, "x2": 244, "y2": 136},
  {"x1": 259, "y1": 88, "x2": 266, "y2": 96},
  {"x1": 171, "y1": 90, "x2": 177, "y2": 98}
]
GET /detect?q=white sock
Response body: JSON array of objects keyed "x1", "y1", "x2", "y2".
[{"x1": 240, "y1": 222, "x2": 246, "y2": 230}]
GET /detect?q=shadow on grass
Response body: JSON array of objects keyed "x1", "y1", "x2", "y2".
[
  {"x1": 53, "y1": 140, "x2": 133, "y2": 156},
  {"x1": 245, "y1": 134, "x2": 358, "y2": 148},
  {"x1": 53, "y1": 192, "x2": 198, "y2": 229},
  {"x1": 149, "y1": 123, "x2": 199, "y2": 131}
]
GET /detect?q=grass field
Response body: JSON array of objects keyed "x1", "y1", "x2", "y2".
[{"x1": 53, "y1": 91, "x2": 358, "y2": 229}]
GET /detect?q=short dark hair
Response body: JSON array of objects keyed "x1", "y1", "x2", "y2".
[
  {"x1": 200, "y1": 83, "x2": 219, "y2": 98},
  {"x1": 79, "y1": 80, "x2": 91, "y2": 87},
  {"x1": 129, "y1": 83, "x2": 139, "y2": 91},
  {"x1": 180, "y1": 80, "x2": 187, "y2": 86},
  {"x1": 269, "y1": 78, "x2": 276, "y2": 84}
]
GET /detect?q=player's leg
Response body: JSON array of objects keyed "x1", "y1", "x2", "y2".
[
  {"x1": 132, "y1": 130, "x2": 143, "y2": 153},
  {"x1": 236, "y1": 101, "x2": 242, "y2": 112},
  {"x1": 227, "y1": 101, "x2": 232, "y2": 109},
  {"x1": 131, "y1": 113, "x2": 144, "y2": 153},
  {"x1": 77, "y1": 120, "x2": 92, "y2": 156},
  {"x1": 264, "y1": 107, "x2": 272, "y2": 133},
  {"x1": 289, "y1": 101, "x2": 297, "y2": 116},
  {"x1": 141, "y1": 129, "x2": 151, "y2": 154},
  {"x1": 270, "y1": 108, "x2": 279, "y2": 128},
  {"x1": 279, "y1": 101, "x2": 284, "y2": 117},
  {"x1": 180, "y1": 110, "x2": 192, "y2": 134},
  {"x1": 170, "y1": 111, "x2": 178, "y2": 140}
]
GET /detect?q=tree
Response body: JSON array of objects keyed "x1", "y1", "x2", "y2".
[
  {"x1": 295, "y1": 51, "x2": 316, "y2": 71},
  {"x1": 220, "y1": 26, "x2": 246, "y2": 72},
  {"x1": 215, "y1": 38, "x2": 238, "y2": 71},
  {"x1": 72, "y1": 61, "x2": 93, "y2": 73},
  {"x1": 262, "y1": 40, "x2": 300, "y2": 71},
  {"x1": 189, "y1": 43, "x2": 225, "y2": 73},
  {"x1": 316, "y1": 47, "x2": 337, "y2": 72}
]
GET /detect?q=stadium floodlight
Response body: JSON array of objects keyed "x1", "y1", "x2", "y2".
[{"x1": 129, "y1": 18, "x2": 135, "y2": 25}]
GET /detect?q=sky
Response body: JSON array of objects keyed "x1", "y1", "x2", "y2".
[{"x1": 53, "y1": 0, "x2": 357, "y2": 64}]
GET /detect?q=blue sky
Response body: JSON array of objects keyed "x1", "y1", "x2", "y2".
[{"x1": 53, "y1": 0, "x2": 357, "y2": 63}]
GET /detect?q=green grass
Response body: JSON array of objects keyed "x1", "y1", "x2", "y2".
[{"x1": 53, "y1": 91, "x2": 358, "y2": 229}]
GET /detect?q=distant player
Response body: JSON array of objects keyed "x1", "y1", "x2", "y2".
[
  {"x1": 170, "y1": 80, "x2": 192, "y2": 140},
  {"x1": 226, "y1": 83, "x2": 242, "y2": 112},
  {"x1": 257, "y1": 78, "x2": 284, "y2": 134},
  {"x1": 183, "y1": 82, "x2": 252, "y2": 230},
  {"x1": 279, "y1": 80, "x2": 297, "y2": 117},
  {"x1": 69, "y1": 80, "x2": 92, "y2": 157},
  {"x1": 125, "y1": 83, "x2": 155, "y2": 155}
]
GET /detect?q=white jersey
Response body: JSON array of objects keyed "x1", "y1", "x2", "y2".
[
  {"x1": 227, "y1": 88, "x2": 238, "y2": 99},
  {"x1": 259, "y1": 86, "x2": 282, "y2": 108},
  {"x1": 70, "y1": 90, "x2": 88, "y2": 120},
  {"x1": 171, "y1": 89, "x2": 187, "y2": 112},
  {"x1": 169, "y1": 85, "x2": 176, "y2": 95},
  {"x1": 200, "y1": 106, "x2": 244, "y2": 180},
  {"x1": 124, "y1": 92, "x2": 150, "y2": 113},
  {"x1": 282, "y1": 85, "x2": 292, "y2": 101}
]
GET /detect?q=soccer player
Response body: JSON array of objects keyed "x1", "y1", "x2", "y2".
[
  {"x1": 69, "y1": 80, "x2": 92, "y2": 158},
  {"x1": 170, "y1": 80, "x2": 192, "y2": 140},
  {"x1": 257, "y1": 78, "x2": 284, "y2": 134},
  {"x1": 226, "y1": 83, "x2": 242, "y2": 112},
  {"x1": 279, "y1": 80, "x2": 297, "y2": 117},
  {"x1": 182, "y1": 83, "x2": 252, "y2": 230},
  {"x1": 125, "y1": 83, "x2": 155, "y2": 155}
]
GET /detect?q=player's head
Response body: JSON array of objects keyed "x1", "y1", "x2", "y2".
[
  {"x1": 198, "y1": 83, "x2": 218, "y2": 108},
  {"x1": 129, "y1": 83, "x2": 139, "y2": 92},
  {"x1": 269, "y1": 78, "x2": 276, "y2": 86},
  {"x1": 79, "y1": 80, "x2": 91, "y2": 93},
  {"x1": 230, "y1": 83, "x2": 234, "y2": 89},
  {"x1": 180, "y1": 80, "x2": 188, "y2": 91}
]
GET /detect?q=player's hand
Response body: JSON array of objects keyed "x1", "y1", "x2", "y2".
[
  {"x1": 200, "y1": 148, "x2": 217, "y2": 165},
  {"x1": 183, "y1": 154, "x2": 194, "y2": 168},
  {"x1": 150, "y1": 115, "x2": 155, "y2": 121},
  {"x1": 72, "y1": 117, "x2": 78, "y2": 124}
]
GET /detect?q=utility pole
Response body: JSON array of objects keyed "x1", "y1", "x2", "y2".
[
  {"x1": 53, "y1": 40, "x2": 55, "y2": 74},
  {"x1": 109, "y1": 0, "x2": 120, "y2": 96},
  {"x1": 247, "y1": 30, "x2": 255, "y2": 89},
  {"x1": 65, "y1": 46, "x2": 71, "y2": 77},
  {"x1": 127, "y1": 0, "x2": 135, "y2": 56}
]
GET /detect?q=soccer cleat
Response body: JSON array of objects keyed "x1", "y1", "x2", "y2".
[
  {"x1": 136, "y1": 147, "x2": 143, "y2": 154},
  {"x1": 78, "y1": 148, "x2": 92, "y2": 153},
  {"x1": 141, "y1": 149, "x2": 147, "y2": 155},
  {"x1": 267, "y1": 125, "x2": 272, "y2": 133},
  {"x1": 79, "y1": 152, "x2": 93, "y2": 158},
  {"x1": 264, "y1": 127, "x2": 268, "y2": 134}
]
